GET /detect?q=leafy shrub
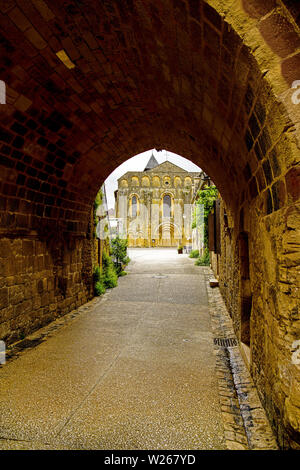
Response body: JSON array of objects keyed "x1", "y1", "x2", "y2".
[
  {"x1": 195, "y1": 248, "x2": 210, "y2": 266},
  {"x1": 123, "y1": 255, "x2": 130, "y2": 266},
  {"x1": 94, "y1": 280, "x2": 106, "y2": 296},
  {"x1": 93, "y1": 189, "x2": 103, "y2": 238},
  {"x1": 93, "y1": 250, "x2": 118, "y2": 295},
  {"x1": 102, "y1": 251, "x2": 118, "y2": 288},
  {"x1": 93, "y1": 266, "x2": 105, "y2": 296},
  {"x1": 111, "y1": 236, "x2": 130, "y2": 275},
  {"x1": 189, "y1": 249, "x2": 199, "y2": 258},
  {"x1": 104, "y1": 265, "x2": 118, "y2": 288},
  {"x1": 93, "y1": 236, "x2": 130, "y2": 297},
  {"x1": 193, "y1": 185, "x2": 218, "y2": 248}
]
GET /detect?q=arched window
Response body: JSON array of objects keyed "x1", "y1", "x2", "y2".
[
  {"x1": 184, "y1": 176, "x2": 192, "y2": 187},
  {"x1": 152, "y1": 176, "x2": 160, "y2": 187},
  {"x1": 174, "y1": 176, "x2": 182, "y2": 187},
  {"x1": 131, "y1": 176, "x2": 139, "y2": 186},
  {"x1": 141, "y1": 176, "x2": 150, "y2": 187},
  {"x1": 131, "y1": 195, "x2": 137, "y2": 217},
  {"x1": 163, "y1": 195, "x2": 171, "y2": 217}
]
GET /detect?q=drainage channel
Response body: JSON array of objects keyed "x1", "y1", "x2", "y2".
[{"x1": 206, "y1": 268, "x2": 278, "y2": 450}]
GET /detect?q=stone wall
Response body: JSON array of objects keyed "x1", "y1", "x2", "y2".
[
  {"x1": 210, "y1": 197, "x2": 300, "y2": 450},
  {"x1": 0, "y1": 232, "x2": 94, "y2": 345}
]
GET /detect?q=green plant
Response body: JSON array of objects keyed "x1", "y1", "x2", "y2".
[
  {"x1": 102, "y1": 251, "x2": 118, "y2": 288},
  {"x1": 93, "y1": 188, "x2": 103, "y2": 237},
  {"x1": 189, "y1": 249, "x2": 199, "y2": 258},
  {"x1": 93, "y1": 250, "x2": 119, "y2": 295},
  {"x1": 111, "y1": 236, "x2": 130, "y2": 275},
  {"x1": 94, "y1": 280, "x2": 106, "y2": 296},
  {"x1": 195, "y1": 248, "x2": 210, "y2": 266},
  {"x1": 104, "y1": 266, "x2": 118, "y2": 288},
  {"x1": 119, "y1": 271, "x2": 127, "y2": 276},
  {"x1": 94, "y1": 189, "x2": 103, "y2": 212},
  {"x1": 93, "y1": 265, "x2": 106, "y2": 296},
  {"x1": 193, "y1": 185, "x2": 218, "y2": 248}
]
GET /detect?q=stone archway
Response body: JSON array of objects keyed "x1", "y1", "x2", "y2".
[{"x1": 0, "y1": 0, "x2": 299, "y2": 448}]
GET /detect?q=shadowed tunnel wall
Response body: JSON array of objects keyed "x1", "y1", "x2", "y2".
[{"x1": 0, "y1": 0, "x2": 299, "y2": 448}]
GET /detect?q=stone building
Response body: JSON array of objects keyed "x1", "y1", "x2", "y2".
[{"x1": 115, "y1": 154, "x2": 200, "y2": 247}]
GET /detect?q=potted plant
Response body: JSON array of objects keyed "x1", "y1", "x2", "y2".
[{"x1": 177, "y1": 244, "x2": 183, "y2": 254}]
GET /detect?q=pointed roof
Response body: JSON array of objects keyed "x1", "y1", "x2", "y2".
[
  {"x1": 152, "y1": 161, "x2": 188, "y2": 173},
  {"x1": 144, "y1": 153, "x2": 159, "y2": 171}
]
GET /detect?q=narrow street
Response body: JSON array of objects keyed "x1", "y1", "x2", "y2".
[{"x1": 0, "y1": 249, "x2": 277, "y2": 450}]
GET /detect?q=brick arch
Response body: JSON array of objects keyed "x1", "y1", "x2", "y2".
[
  {"x1": 0, "y1": 0, "x2": 299, "y2": 449},
  {"x1": 0, "y1": 1, "x2": 298, "y2": 234}
]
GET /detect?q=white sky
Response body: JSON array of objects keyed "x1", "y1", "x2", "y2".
[{"x1": 104, "y1": 149, "x2": 202, "y2": 210}]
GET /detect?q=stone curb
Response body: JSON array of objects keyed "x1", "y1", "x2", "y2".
[{"x1": 204, "y1": 267, "x2": 278, "y2": 450}]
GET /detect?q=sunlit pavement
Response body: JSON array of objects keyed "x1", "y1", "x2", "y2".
[{"x1": 0, "y1": 249, "x2": 228, "y2": 449}]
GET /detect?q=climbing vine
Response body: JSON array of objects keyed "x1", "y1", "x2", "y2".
[
  {"x1": 93, "y1": 188, "x2": 103, "y2": 237},
  {"x1": 193, "y1": 185, "x2": 218, "y2": 248}
]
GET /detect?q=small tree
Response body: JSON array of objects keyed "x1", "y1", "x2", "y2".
[{"x1": 110, "y1": 236, "x2": 130, "y2": 275}]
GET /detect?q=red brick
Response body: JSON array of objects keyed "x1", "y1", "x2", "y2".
[
  {"x1": 31, "y1": 0, "x2": 55, "y2": 21},
  {"x1": 0, "y1": 0, "x2": 15, "y2": 13},
  {"x1": 24, "y1": 27, "x2": 47, "y2": 50},
  {"x1": 8, "y1": 6, "x2": 32, "y2": 32}
]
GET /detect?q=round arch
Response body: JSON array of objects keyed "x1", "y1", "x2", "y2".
[
  {"x1": 129, "y1": 193, "x2": 140, "y2": 218},
  {"x1": 161, "y1": 192, "x2": 174, "y2": 218}
]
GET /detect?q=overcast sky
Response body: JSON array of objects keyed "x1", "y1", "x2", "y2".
[{"x1": 104, "y1": 149, "x2": 202, "y2": 210}]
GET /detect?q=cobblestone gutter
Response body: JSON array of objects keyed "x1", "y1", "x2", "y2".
[{"x1": 204, "y1": 267, "x2": 278, "y2": 450}]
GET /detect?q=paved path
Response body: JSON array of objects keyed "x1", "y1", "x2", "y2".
[{"x1": 0, "y1": 249, "x2": 276, "y2": 450}]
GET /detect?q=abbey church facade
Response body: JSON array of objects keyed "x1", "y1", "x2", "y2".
[{"x1": 115, "y1": 154, "x2": 200, "y2": 247}]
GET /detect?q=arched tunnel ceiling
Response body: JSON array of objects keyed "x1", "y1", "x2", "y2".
[{"x1": 0, "y1": 0, "x2": 299, "y2": 234}]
